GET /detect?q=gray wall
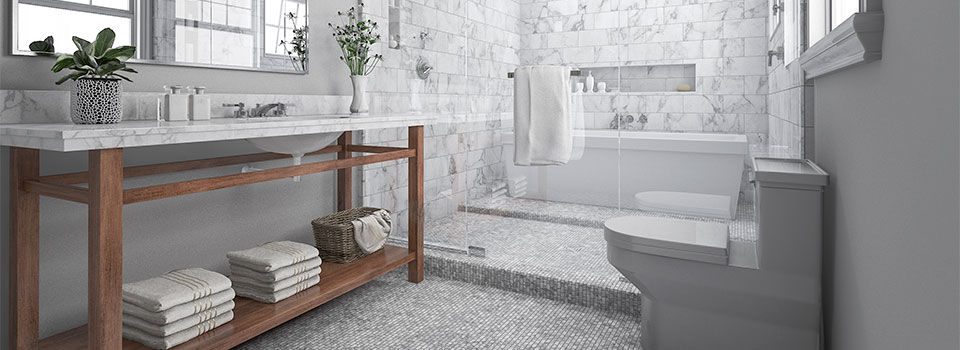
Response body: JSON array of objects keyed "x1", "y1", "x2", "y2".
[
  {"x1": 814, "y1": 1, "x2": 960, "y2": 349},
  {"x1": 1, "y1": 0, "x2": 357, "y2": 341}
]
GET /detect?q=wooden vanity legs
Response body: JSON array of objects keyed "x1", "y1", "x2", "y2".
[
  {"x1": 407, "y1": 126, "x2": 425, "y2": 283},
  {"x1": 87, "y1": 148, "x2": 124, "y2": 349},
  {"x1": 337, "y1": 132, "x2": 353, "y2": 211},
  {"x1": 10, "y1": 147, "x2": 40, "y2": 350}
]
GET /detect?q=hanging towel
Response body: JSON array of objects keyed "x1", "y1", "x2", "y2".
[
  {"x1": 352, "y1": 209, "x2": 392, "y2": 254},
  {"x1": 235, "y1": 274, "x2": 320, "y2": 304},
  {"x1": 123, "y1": 268, "x2": 232, "y2": 312},
  {"x1": 123, "y1": 288, "x2": 235, "y2": 325},
  {"x1": 226, "y1": 241, "x2": 319, "y2": 273},
  {"x1": 514, "y1": 65, "x2": 573, "y2": 166},
  {"x1": 123, "y1": 300, "x2": 235, "y2": 337},
  {"x1": 122, "y1": 311, "x2": 234, "y2": 349},
  {"x1": 230, "y1": 267, "x2": 322, "y2": 293},
  {"x1": 229, "y1": 257, "x2": 322, "y2": 283}
]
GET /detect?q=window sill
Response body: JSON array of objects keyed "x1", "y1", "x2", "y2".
[{"x1": 799, "y1": 12, "x2": 884, "y2": 79}]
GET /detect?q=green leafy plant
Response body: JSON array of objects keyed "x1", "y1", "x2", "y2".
[
  {"x1": 29, "y1": 36, "x2": 55, "y2": 55},
  {"x1": 51, "y1": 28, "x2": 138, "y2": 85},
  {"x1": 328, "y1": 4, "x2": 382, "y2": 76},
  {"x1": 279, "y1": 12, "x2": 308, "y2": 71}
]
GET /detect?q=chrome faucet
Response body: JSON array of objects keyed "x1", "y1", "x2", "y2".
[{"x1": 250, "y1": 103, "x2": 295, "y2": 118}]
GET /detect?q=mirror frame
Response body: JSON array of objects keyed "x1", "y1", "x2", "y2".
[{"x1": 9, "y1": 0, "x2": 308, "y2": 75}]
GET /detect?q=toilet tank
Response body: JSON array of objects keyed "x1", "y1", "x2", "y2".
[{"x1": 751, "y1": 158, "x2": 829, "y2": 273}]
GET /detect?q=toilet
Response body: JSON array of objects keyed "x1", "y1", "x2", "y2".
[
  {"x1": 634, "y1": 191, "x2": 734, "y2": 219},
  {"x1": 606, "y1": 158, "x2": 829, "y2": 350}
]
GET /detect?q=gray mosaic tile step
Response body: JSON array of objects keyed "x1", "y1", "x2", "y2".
[
  {"x1": 237, "y1": 270, "x2": 643, "y2": 350},
  {"x1": 419, "y1": 212, "x2": 642, "y2": 316}
]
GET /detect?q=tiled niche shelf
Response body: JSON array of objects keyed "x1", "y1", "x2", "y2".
[{"x1": 576, "y1": 64, "x2": 697, "y2": 93}]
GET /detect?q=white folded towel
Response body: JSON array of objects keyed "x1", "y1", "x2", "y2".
[
  {"x1": 230, "y1": 267, "x2": 321, "y2": 293},
  {"x1": 123, "y1": 268, "x2": 231, "y2": 312},
  {"x1": 227, "y1": 241, "x2": 319, "y2": 272},
  {"x1": 352, "y1": 210, "x2": 392, "y2": 254},
  {"x1": 123, "y1": 310, "x2": 234, "y2": 349},
  {"x1": 123, "y1": 300, "x2": 235, "y2": 337},
  {"x1": 123, "y1": 288, "x2": 235, "y2": 325},
  {"x1": 514, "y1": 65, "x2": 573, "y2": 166},
  {"x1": 229, "y1": 257, "x2": 322, "y2": 283},
  {"x1": 235, "y1": 274, "x2": 320, "y2": 304}
]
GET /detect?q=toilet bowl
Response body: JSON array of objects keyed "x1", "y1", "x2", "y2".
[
  {"x1": 634, "y1": 191, "x2": 734, "y2": 219},
  {"x1": 605, "y1": 216, "x2": 820, "y2": 350}
]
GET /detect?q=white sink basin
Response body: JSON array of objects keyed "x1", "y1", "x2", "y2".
[
  {"x1": 246, "y1": 133, "x2": 342, "y2": 156},
  {"x1": 245, "y1": 132, "x2": 342, "y2": 181}
]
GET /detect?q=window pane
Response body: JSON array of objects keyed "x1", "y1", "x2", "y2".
[
  {"x1": 92, "y1": 0, "x2": 130, "y2": 10},
  {"x1": 176, "y1": 0, "x2": 203, "y2": 21},
  {"x1": 228, "y1": 7, "x2": 252, "y2": 29},
  {"x1": 808, "y1": 0, "x2": 827, "y2": 45},
  {"x1": 17, "y1": 4, "x2": 132, "y2": 53},
  {"x1": 831, "y1": 0, "x2": 859, "y2": 29},
  {"x1": 211, "y1": 30, "x2": 254, "y2": 67},
  {"x1": 176, "y1": 25, "x2": 212, "y2": 64}
]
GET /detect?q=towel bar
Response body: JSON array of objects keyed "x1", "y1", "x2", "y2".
[{"x1": 507, "y1": 69, "x2": 582, "y2": 78}]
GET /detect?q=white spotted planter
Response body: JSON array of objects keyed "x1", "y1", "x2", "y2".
[{"x1": 71, "y1": 77, "x2": 123, "y2": 124}]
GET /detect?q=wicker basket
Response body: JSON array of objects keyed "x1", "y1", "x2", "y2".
[{"x1": 311, "y1": 207, "x2": 389, "y2": 263}]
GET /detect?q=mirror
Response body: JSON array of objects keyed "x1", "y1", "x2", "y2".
[{"x1": 11, "y1": 0, "x2": 308, "y2": 74}]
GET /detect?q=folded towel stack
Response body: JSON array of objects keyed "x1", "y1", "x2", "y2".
[
  {"x1": 227, "y1": 241, "x2": 322, "y2": 304},
  {"x1": 507, "y1": 176, "x2": 528, "y2": 197},
  {"x1": 122, "y1": 268, "x2": 235, "y2": 349}
]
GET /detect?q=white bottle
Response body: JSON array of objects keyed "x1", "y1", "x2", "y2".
[
  {"x1": 164, "y1": 85, "x2": 189, "y2": 121},
  {"x1": 189, "y1": 86, "x2": 211, "y2": 120},
  {"x1": 585, "y1": 71, "x2": 595, "y2": 94}
]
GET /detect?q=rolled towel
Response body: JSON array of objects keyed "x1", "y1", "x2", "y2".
[
  {"x1": 227, "y1": 241, "x2": 319, "y2": 272},
  {"x1": 123, "y1": 310, "x2": 234, "y2": 349},
  {"x1": 123, "y1": 268, "x2": 231, "y2": 312},
  {"x1": 123, "y1": 300, "x2": 234, "y2": 337},
  {"x1": 230, "y1": 267, "x2": 321, "y2": 293},
  {"x1": 352, "y1": 210, "x2": 391, "y2": 254},
  {"x1": 235, "y1": 274, "x2": 320, "y2": 304},
  {"x1": 229, "y1": 257, "x2": 322, "y2": 283},
  {"x1": 123, "y1": 288, "x2": 235, "y2": 325}
]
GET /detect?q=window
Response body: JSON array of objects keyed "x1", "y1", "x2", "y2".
[
  {"x1": 15, "y1": 0, "x2": 135, "y2": 52},
  {"x1": 807, "y1": 0, "x2": 860, "y2": 46},
  {"x1": 174, "y1": 0, "x2": 256, "y2": 66}
]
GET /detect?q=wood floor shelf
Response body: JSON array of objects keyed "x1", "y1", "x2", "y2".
[
  {"x1": 7, "y1": 125, "x2": 428, "y2": 350},
  {"x1": 37, "y1": 246, "x2": 415, "y2": 350}
]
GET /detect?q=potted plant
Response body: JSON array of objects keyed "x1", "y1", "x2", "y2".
[
  {"x1": 29, "y1": 36, "x2": 55, "y2": 56},
  {"x1": 52, "y1": 28, "x2": 137, "y2": 124},
  {"x1": 329, "y1": 4, "x2": 382, "y2": 114}
]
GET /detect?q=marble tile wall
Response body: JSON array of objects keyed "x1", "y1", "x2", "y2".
[
  {"x1": 0, "y1": 90, "x2": 351, "y2": 124},
  {"x1": 517, "y1": 0, "x2": 770, "y2": 143},
  {"x1": 765, "y1": 21, "x2": 808, "y2": 159}
]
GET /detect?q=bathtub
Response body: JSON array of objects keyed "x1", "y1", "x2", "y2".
[{"x1": 503, "y1": 129, "x2": 748, "y2": 219}]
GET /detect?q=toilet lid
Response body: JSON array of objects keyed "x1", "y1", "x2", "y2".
[{"x1": 604, "y1": 216, "x2": 729, "y2": 264}]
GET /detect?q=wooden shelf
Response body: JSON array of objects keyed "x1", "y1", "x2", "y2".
[{"x1": 39, "y1": 245, "x2": 415, "y2": 350}]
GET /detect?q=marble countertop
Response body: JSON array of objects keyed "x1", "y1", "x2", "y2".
[{"x1": 0, "y1": 113, "x2": 439, "y2": 152}]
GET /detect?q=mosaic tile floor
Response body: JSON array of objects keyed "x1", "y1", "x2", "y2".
[{"x1": 237, "y1": 270, "x2": 643, "y2": 350}]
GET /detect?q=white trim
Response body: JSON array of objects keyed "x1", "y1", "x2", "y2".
[{"x1": 799, "y1": 12, "x2": 883, "y2": 79}]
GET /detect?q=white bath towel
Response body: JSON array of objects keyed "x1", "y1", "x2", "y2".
[
  {"x1": 227, "y1": 241, "x2": 319, "y2": 272},
  {"x1": 230, "y1": 267, "x2": 322, "y2": 293},
  {"x1": 123, "y1": 300, "x2": 235, "y2": 337},
  {"x1": 513, "y1": 65, "x2": 573, "y2": 166},
  {"x1": 123, "y1": 288, "x2": 236, "y2": 325},
  {"x1": 352, "y1": 209, "x2": 392, "y2": 254},
  {"x1": 235, "y1": 274, "x2": 320, "y2": 304},
  {"x1": 229, "y1": 257, "x2": 322, "y2": 283},
  {"x1": 123, "y1": 310, "x2": 234, "y2": 349},
  {"x1": 123, "y1": 268, "x2": 231, "y2": 312}
]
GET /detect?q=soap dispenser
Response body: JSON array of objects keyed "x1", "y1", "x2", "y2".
[
  {"x1": 189, "y1": 86, "x2": 211, "y2": 120},
  {"x1": 585, "y1": 71, "x2": 595, "y2": 94},
  {"x1": 164, "y1": 85, "x2": 189, "y2": 121}
]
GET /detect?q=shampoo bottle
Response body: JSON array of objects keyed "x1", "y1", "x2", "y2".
[
  {"x1": 164, "y1": 85, "x2": 189, "y2": 121},
  {"x1": 189, "y1": 86, "x2": 211, "y2": 120},
  {"x1": 585, "y1": 71, "x2": 595, "y2": 94}
]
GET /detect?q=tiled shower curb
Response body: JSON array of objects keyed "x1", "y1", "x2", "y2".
[{"x1": 422, "y1": 253, "x2": 642, "y2": 316}]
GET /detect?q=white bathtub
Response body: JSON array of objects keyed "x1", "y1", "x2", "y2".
[{"x1": 503, "y1": 129, "x2": 748, "y2": 219}]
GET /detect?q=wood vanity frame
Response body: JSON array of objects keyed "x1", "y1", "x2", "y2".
[{"x1": 8, "y1": 126, "x2": 426, "y2": 349}]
